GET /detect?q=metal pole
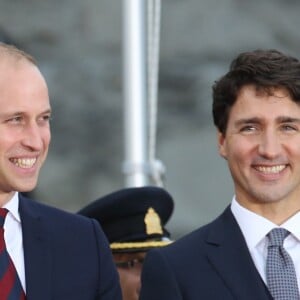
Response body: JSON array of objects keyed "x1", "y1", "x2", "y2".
[{"x1": 122, "y1": 0, "x2": 149, "y2": 187}]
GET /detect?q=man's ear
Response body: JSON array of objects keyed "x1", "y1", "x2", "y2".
[{"x1": 217, "y1": 131, "x2": 227, "y2": 159}]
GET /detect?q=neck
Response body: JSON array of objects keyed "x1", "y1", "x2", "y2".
[{"x1": 0, "y1": 191, "x2": 16, "y2": 207}]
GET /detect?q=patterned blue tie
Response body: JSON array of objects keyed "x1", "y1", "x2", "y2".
[
  {"x1": 0, "y1": 208, "x2": 26, "y2": 299},
  {"x1": 266, "y1": 228, "x2": 300, "y2": 300}
]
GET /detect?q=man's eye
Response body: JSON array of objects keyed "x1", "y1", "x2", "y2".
[
  {"x1": 115, "y1": 259, "x2": 144, "y2": 269},
  {"x1": 38, "y1": 115, "x2": 52, "y2": 124},
  {"x1": 44, "y1": 115, "x2": 52, "y2": 121},
  {"x1": 240, "y1": 125, "x2": 256, "y2": 132},
  {"x1": 7, "y1": 116, "x2": 22, "y2": 123},
  {"x1": 281, "y1": 124, "x2": 298, "y2": 131}
]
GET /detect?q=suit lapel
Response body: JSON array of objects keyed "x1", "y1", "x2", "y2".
[
  {"x1": 19, "y1": 195, "x2": 52, "y2": 300},
  {"x1": 205, "y1": 206, "x2": 272, "y2": 300}
]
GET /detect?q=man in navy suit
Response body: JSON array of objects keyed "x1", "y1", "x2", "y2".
[
  {"x1": 140, "y1": 49, "x2": 300, "y2": 299},
  {"x1": 0, "y1": 43, "x2": 121, "y2": 299}
]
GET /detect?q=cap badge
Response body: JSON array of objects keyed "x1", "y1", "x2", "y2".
[{"x1": 144, "y1": 207, "x2": 163, "y2": 235}]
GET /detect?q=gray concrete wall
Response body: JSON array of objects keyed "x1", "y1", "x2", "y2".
[{"x1": 1, "y1": 0, "x2": 300, "y2": 238}]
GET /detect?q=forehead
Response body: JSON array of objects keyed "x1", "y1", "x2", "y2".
[
  {"x1": 229, "y1": 85, "x2": 300, "y2": 120},
  {"x1": 0, "y1": 58, "x2": 47, "y2": 90},
  {"x1": 0, "y1": 60, "x2": 50, "y2": 112}
]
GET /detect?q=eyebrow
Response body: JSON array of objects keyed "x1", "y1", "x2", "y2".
[
  {"x1": 41, "y1": 108, "x2": 52, "y2": 115},
  {"x1": 234, "y1": 116, "x2": 300, "y2": 127},
  {"x1": 234, "y1": 117, "x2": 261, "y2": 127},
  {"x1": 276, "y1": 116, "x2": 300, "y2": 123},
  {"x1": 0, "y1": 108, "x2": 52, "y2": 118}
]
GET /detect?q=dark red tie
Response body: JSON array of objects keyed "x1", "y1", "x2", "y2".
[{"x1": 0, "y1": 208, "x2": 25, "y2": 299}]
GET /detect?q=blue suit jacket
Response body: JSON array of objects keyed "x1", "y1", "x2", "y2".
[
  {"x1": 19, "y1": 194, "x2": 121, "y2": 300},
  {"x1": 140, "y1": 206, "x2": 273, "y2": 300}
]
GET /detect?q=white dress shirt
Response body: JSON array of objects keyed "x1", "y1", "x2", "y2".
[
  {"x1": 3, "y1": 192, "x2": 26, "y2": 291},
  {"x1": 231, "y1": 196, "x2": 300, "y2": 289}
]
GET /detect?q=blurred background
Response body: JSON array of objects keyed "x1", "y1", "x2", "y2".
[{"x1": 2, "y1": 0, "x2": 300, "y2": 238}]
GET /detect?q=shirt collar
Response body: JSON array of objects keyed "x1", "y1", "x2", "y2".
[
  {"x1": 231, "y1": 196, "x2": 277, "y2": 251},
  {"x1": 282, "y1": 213, "x2": 300, "y2": 241},
  {"x1": 231, "y1": 196, "x2": 300, "y2": 250},
  {"x1": 3, "y1": 192, "x2": 21, "y2": 223}
]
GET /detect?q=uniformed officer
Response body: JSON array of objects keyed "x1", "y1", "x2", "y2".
[{"x1": 78, "y1": 186, "x2": 174, "y2": 300}]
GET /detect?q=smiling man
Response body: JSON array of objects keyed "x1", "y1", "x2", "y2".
[
  {"x1": 140, "y1": 49, "x2": 300, "y2": 300},
  {"x1": 0, "y1": 43, "x2": 121, "y2": 299},
  {"x1": 0, "y1": 48, "x2": 50, "y2": 201}
]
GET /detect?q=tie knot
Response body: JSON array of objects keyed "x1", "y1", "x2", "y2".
[
  {"x1": 267, "y1": 228, "x2": 289, "y2": 247},
  {"x1": 0, "y1": 208, "x2": 8, "y2": 228}
]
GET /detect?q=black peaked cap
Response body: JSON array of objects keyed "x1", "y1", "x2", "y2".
[{"x1": 78, "y1": 186, "x2": 174, "y2": 253}]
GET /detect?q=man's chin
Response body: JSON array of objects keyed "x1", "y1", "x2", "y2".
[{"x1": 16, "y1": 181, "x2": 38, "y2": 193}]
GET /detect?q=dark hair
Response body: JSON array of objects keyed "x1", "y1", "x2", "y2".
[{"x1": 212, "y1": 49, "x2": 300, "y2": 134}]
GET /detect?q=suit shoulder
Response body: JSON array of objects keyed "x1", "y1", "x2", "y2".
[
  {"x1": 156, "y1": 208, "x2": 229, "y2": 259},
  {"x1": 19, "y1": 196, "x2": 100, "y2": 232}
]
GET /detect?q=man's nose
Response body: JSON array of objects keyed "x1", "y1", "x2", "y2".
[
  {"x1": 21, "y1": 123, "x2": 44, "y2": 150},
  {"x1": 258, "y1": 130, "x2": 281, "y2": 159}
]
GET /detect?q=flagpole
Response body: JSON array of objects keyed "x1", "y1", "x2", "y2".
[{"x1": 122, "y1": 0, "x2": 149, "y2": 187}]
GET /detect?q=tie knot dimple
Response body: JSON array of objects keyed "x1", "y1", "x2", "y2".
[{"x1": 268, "y1": 228, "x2": 289, "y2": 247}]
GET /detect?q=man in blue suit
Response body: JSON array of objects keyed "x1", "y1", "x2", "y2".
[
  {"x1": 140, "y1": 49, "x2": 300, "y2": 299},
  {"x1": 0, "y1": 43, "x2": 121, "y2": 299}
]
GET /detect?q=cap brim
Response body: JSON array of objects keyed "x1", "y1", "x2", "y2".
[{"x1": 111, "y1": 239, "x2": 173, "y2": 253}]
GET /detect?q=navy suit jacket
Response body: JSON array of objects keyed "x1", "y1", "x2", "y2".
[
  {"x1": 140, "y1": 206, "x2": 273, "y2": 300},
  {"x1": 18, "y1": 194, "x2": 121, "y2": 300}
]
